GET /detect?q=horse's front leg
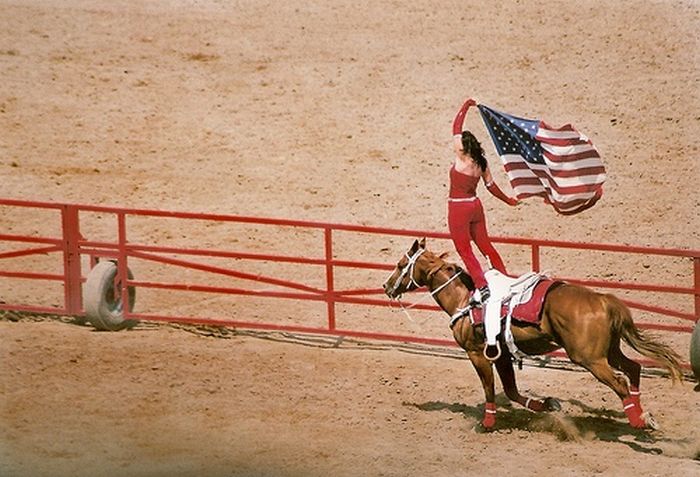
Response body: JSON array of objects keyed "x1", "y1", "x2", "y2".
[
  {"x1": 466, "y1": 350, "x2": 497, "y2": 429},
  {"x1": 494, "y1": 351, "x2": 561, "y2": 412}
]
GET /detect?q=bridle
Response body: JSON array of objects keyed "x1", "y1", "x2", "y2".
[{"x1": 385, "y1": 248, "x2": 426, "y2": 298}]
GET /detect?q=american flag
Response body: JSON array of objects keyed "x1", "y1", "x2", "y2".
[{"x1": 477, "y1": 104, "x2": 606, "y2": 215}]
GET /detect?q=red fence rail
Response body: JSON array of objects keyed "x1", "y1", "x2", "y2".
[{"x1": 1, "y1": 198, "x2": 698, "y2": 364}]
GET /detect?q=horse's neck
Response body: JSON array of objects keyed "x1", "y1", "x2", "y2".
[{"x1": 429, "y1": 267, "x2": 470, "y2": 313}]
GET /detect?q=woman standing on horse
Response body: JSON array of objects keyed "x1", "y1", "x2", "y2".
[{"x1": 448, "y1": 98, "x2": 519, "y2": 359}]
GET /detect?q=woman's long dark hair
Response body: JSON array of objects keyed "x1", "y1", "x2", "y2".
[{"x1": 461, "y1": 130, "x2": 487, "y2": 172}]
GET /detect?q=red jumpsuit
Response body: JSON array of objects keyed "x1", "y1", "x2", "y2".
[{"x1": 447, "y1": 165, "x2": 508, "y2": 289}]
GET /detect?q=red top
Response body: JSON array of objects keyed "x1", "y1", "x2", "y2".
[{"x1": 449, "y1": 165, "x2": 479, "y2": 199}]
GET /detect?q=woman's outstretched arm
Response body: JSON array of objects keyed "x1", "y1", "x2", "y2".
[
  {"x1": 452, "y1": 98, "x2": 477, "y2": 153},
  {"x1": 483, "y1": 167, "x2": 519, "y2": 206}
]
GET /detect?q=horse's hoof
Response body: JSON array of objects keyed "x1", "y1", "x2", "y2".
[
  {"x1": 544, "y1": 397, "x2": 562, "y2": 412},
  {"x1": 642, "y1": 412, "x2": 659, "y2": 430},
  {"x1": 477, "y1": 422, "x2": 496, "y2": 433}
]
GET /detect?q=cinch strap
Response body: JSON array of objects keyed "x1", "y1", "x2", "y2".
[{"x1": 449, "y1": 307, "x2": 469, "y2": 328}]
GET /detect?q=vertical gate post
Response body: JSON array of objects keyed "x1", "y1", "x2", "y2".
[
  {"x1": 694, "y1": 256, "x2": 700, "y2": 321},
  {"x1": 324, "y1": 227, "x2": 336, "y2": 331},
  {"x1": 61, "y1": 204, "x2": 83, "y2": 314},
  {"x1": 531, "y1": 244, "x2": 541, "y2": 272},
  {"x1": 117, "y1": 212, "x2": 131, "y2": 318}
]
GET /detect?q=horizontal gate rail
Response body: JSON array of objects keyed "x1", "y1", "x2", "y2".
[
  {"x1": 128, "y1": 249, "x2": 326, "y2": 295},
  {"x1": 1, "y1": 198, "x2": 698, "y2": 372}
]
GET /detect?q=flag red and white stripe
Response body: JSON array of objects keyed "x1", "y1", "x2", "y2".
[{"x1": 503, "y1": 122, "x2": 606, "y2": 214}]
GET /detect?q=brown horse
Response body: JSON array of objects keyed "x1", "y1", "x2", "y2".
[{"x1": 382, "y1": 238, "x2": 684, "y2": 430}]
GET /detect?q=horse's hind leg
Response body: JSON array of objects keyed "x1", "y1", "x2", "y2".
[
  {"x1": 494, "y1": 351, "x2": 560, "y2": 412},
  {"x1": 608, "y1": 343, "x2": 642, "y2": 409},
  {"x1": 581, "y1": 358, "x2": 647, "y2": 428}
]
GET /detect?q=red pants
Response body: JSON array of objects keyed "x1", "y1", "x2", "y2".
[{"x1": 447, "y1": 199, "x2": 507, "y2": 289}]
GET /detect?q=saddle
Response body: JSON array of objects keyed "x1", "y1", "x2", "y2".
[
  {"x1": 466, "y1": 271, "x2": 554, "y2": 324},
  {"x1": 454, "y1": 270, "x2": 560, "y2": 358}
]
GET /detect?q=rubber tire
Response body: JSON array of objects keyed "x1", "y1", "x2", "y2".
[
  {"x1": 691, "y1": 319, "x2": 700, "y2": 383},
  {"x1": 83, "y1": 260, "x2": 138, "y2": 331}
]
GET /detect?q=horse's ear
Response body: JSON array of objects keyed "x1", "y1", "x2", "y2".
[
  {"x1": 409, "y1": 239, "x2": 420, "y2": 253},
  {"x1": 438, "y1": 251, "x2": 449, "y2": 260},
  {"x1": 418, "y1": 237, "x2": 426, "y2": 249}
]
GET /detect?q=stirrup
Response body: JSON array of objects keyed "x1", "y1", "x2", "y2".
[{"x1": 484, "y1": 341, "x2": 501, "y2": 361}]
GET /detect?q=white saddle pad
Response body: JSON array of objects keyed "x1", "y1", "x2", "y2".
[{"x1": 484, "y1": 269, "x2": 542, "y2": 304}]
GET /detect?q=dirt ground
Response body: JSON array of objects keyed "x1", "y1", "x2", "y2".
[{"x1": 1, "y1": 0, "x2": 699, "y2": 476}]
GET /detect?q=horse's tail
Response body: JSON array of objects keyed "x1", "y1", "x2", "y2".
[{"x1": 603, "y1": 294, "x2": 684, "y2": 383}]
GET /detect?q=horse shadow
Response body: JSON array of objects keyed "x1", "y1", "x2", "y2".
[{"x1": 403, "y1": 395, "x2": 696, "y2": 457}]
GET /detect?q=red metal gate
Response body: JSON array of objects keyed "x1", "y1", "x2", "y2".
[{"x1": 1, "y1": 198, "x2": 698, "y2": 365}]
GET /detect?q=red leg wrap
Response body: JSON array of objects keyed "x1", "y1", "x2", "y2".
[
  {"x1": 629, "y1": 386, "x2": 642, "y2": 411},
  {"x1": 622, "y1": 397, "x2": 645, "y2": 428},
  {"x1": 482, "y1": 402, "x2": 496, "y2": 428}
]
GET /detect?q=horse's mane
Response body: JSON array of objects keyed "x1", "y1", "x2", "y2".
[{"x1": 455, "y1": 264, "x2": 476, "y2": 291}]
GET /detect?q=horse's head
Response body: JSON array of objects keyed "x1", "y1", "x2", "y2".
[
  {"x1": 382, "y1": 238, "x2": 476, "y2": 301},
  {"x1": 383, "y1": 237, "x2": 453, "y2": 299},
  {"x1": 382, "y1": 238, "x2": 428, "y2": 299}
]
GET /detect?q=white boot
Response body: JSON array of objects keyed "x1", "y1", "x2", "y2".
[
  {"x1": 483, "y1": 297, "x2": 502, "y2": 360},
  {"x1": 484, "y1": 297, "x2": 501, "y2": 347}
]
